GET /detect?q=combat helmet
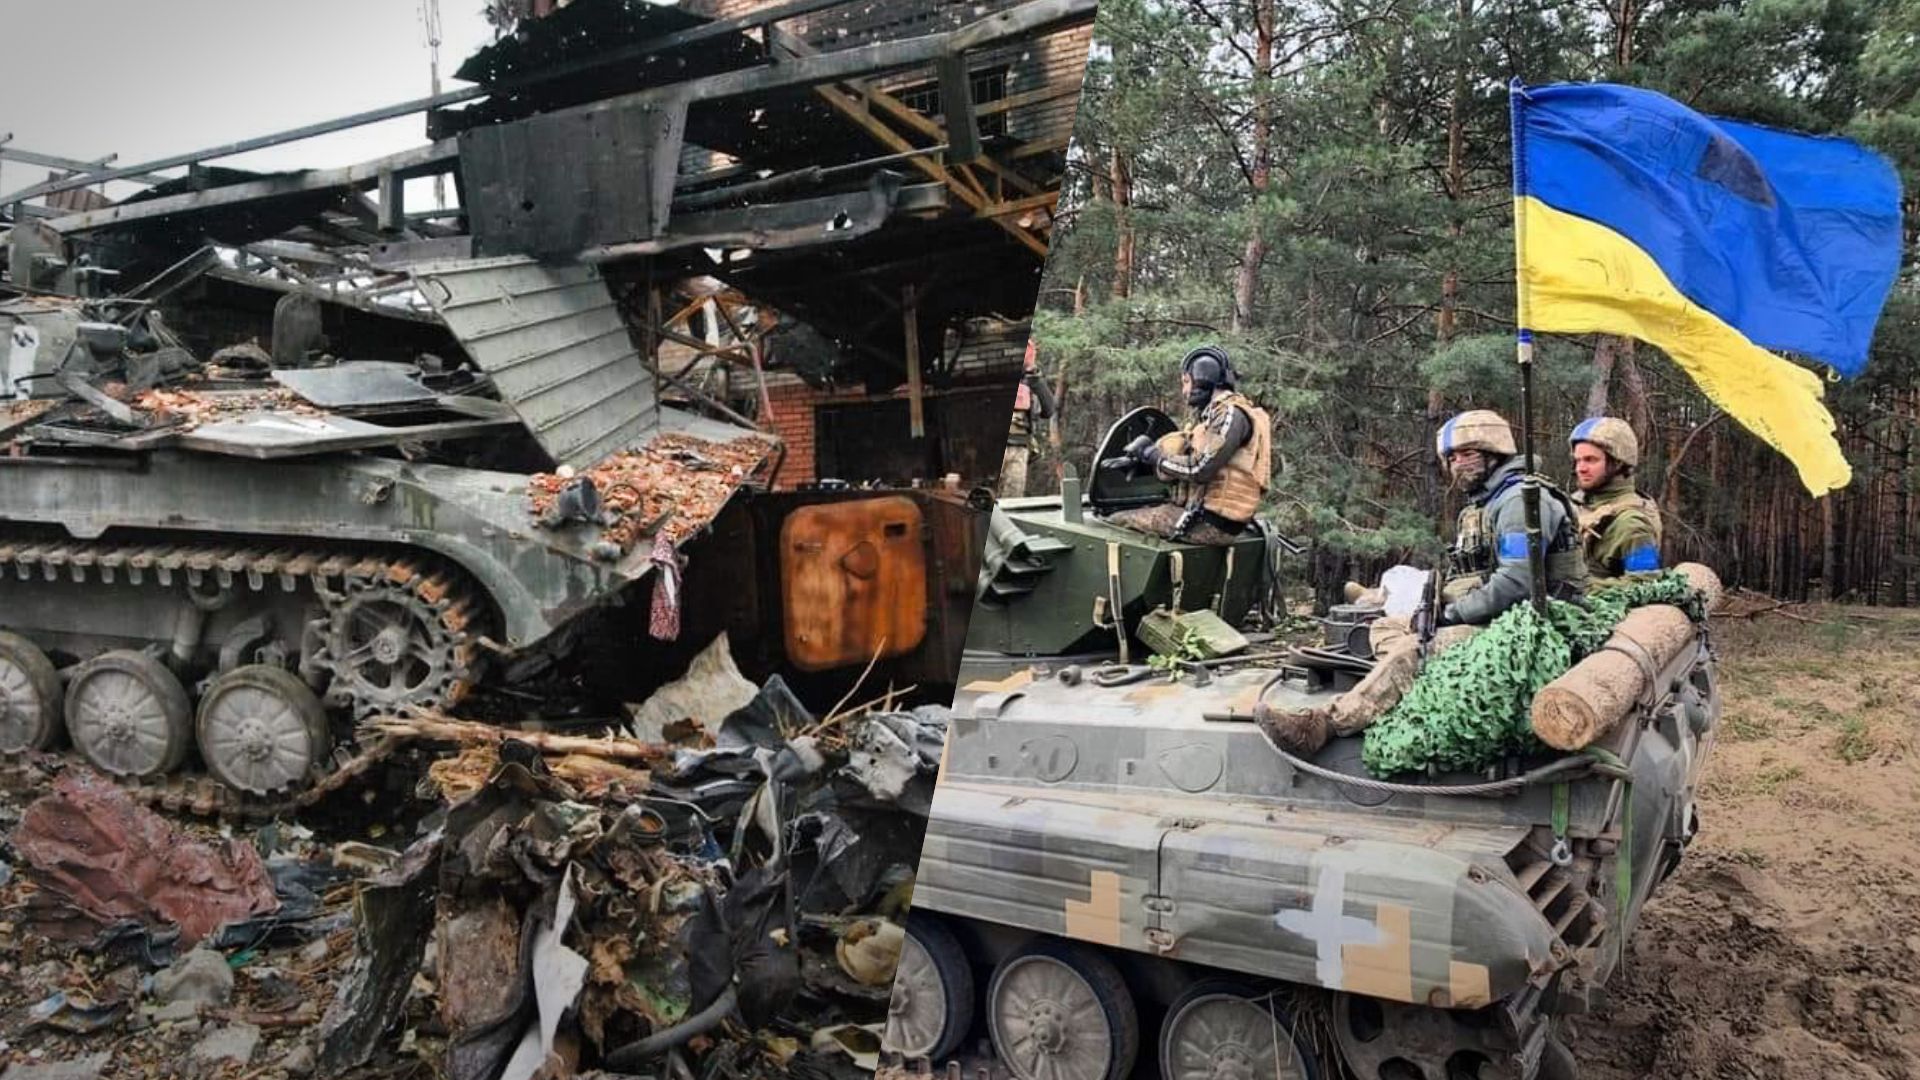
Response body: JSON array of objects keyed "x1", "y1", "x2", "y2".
[
  {"x1": 1180, "y1": 345, "x2": 1236, "y2": 407},
  {"x1": 1435, "y1": 409, "x2": 1516, "y2": 461},
  {"x1": 1569, "y1": 416, "x2": 1639, "y2": 467}
]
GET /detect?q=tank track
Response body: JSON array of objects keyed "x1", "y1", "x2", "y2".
[
  {"x1": 0, "y1": 736, "x2": 405, "y2": 822},
  {"x1": 0, "y1": 537, "x2": 488, "y2": 818}
]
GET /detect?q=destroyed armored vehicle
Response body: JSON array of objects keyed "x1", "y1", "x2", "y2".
[
  {"x1": 887, "y1": 409, "x2": 1721, "y2": 1080},
  {"x1": 0, "y1": 263, "x2": 985, "y2": 806},
  {"x1": 0, "y1": 0, "x2": 1105, "y2": 809}
]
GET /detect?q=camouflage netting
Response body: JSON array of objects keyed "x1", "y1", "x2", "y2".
[{"x1": 1361, "y1": 573, "x2": 1704, "y2": 776}]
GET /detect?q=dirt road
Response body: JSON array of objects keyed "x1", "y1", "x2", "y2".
[{"x1": 1565, "y1": 607, "x2": 1920, "y2": 1080}]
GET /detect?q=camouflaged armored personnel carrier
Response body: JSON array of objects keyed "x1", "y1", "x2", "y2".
[{"x1": 885, "y1": 409, "x2": 1722, "y2": 1080}]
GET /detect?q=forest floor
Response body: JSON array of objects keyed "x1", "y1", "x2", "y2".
[{"x1": 1565, "y1": 604, "x2": 1920, "y2": 1080}]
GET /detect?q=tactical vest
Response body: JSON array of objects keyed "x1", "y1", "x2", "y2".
[
  {"x1": 1576, "y1": 491, "x2": 1663, "y2": 547},
  {"x1": 1173, "y1": 392, "x2": 1273, "y2": 524},
  {"x1": 1450, "y1": 473, "x2": 1587, "y2": 597}
]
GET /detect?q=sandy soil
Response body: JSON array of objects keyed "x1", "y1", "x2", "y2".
[{"x1": 1563, "y1": 607, "x2": 1920, "y2": 1080}]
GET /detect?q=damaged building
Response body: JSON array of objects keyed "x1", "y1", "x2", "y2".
[{"x1": 0, "y1": 1, "x2": 1094, "y2": 1076}]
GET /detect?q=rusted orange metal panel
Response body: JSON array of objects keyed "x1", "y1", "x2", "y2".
[{"x1": 779, "y1": 495, "x2": 927, "y2": 671}]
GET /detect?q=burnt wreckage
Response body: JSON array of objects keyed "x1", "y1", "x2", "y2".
[{"x1": 0, "y1": 0, "x2": 1095, "y2": 806}]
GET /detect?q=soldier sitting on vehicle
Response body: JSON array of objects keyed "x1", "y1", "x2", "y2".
[
  {"x1": 1433, "y1": 409, "x2": 1589, "y2": 625},
  {"x1": 1100, "y1": 345, "x2": 1274, "y2": 546},
  {"x1": 1263, "y1": 410, "x2": 1588, "y2": 757},
  {"x1": 1568, "y1": 416, "x2": 1663, "y2": 581}
]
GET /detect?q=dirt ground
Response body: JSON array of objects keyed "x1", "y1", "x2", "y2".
[{"x1": 1563, "y1": 606, "x2": 1920, "y2": 1080}]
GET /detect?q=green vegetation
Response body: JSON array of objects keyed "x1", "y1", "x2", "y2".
[
  {"x1": 1026, "y1": 0, "x2": 1920, "y2": 608},
  {"x1": 1750, "y1": 762, "x2": 1805, "y2": 795},
  {"x1": 1834, "y1": 714, "x2": 1878, "y2": 764}
]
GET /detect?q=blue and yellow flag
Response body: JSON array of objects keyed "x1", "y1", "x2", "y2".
[{"x1": 1511, "y1": 81, "x2": 1903, "y2": 494}]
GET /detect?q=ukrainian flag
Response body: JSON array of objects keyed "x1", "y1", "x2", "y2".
[{"x1": 1511, "y1": 81, "x2": 1903, "y2": 494}]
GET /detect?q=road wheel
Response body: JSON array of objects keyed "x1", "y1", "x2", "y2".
[
  {"x1": 885, "y1": 913, "x2": 975, "y2": 1062},
  {"x1": 1159, "y1": 978, "x2": 1321, "y2": 1080},
  {"x1": 987, "y1": 939, "x2": 1138, "y2": 1080},
  {"x1": 0, "y1": 631, "x2": 62, "y2": 752},
  {"x1": 196, "y1": 665, "x2": 331, "y2": 794},
  {"x1": 65, "y1": 650, "x2": 192, "y2": 777}
]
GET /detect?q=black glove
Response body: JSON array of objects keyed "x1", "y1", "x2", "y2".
[{"x1": 1100, "y1": 434, "x2": 1155, "y2": 473}]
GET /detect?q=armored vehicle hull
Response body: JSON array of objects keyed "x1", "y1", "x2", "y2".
[
  {"x1": 0, "y1": 270, "x2": 985, "y2": 807},
  {"x1": 891, "y1": 446, "x2": 1720, "y2": 1080}
]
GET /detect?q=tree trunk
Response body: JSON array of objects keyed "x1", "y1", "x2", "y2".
[
  {"x1": 1896, "y1": 389, "x2": 1912, "y2": 606},
  {"x1": 1617, "y1": 344, "x2": 1653, "y2": 445},
  {"x1": 1425, "y1": 387, "x2": 1449, "y2": 516},
  {"x1": 1428, "y1": 0, "x2": 1471, "y2": 515},
  {"x1": 1048, "y1": 275, "x2": 1084, "y2": 482},
  {"x1": 1823, "y1": 494, "x2": 1839, "y2": 601},
  {"x1": 1614, "y1": 0, "x2": 1637, "y2": 68},
  {"x1": 1586, "y1": 337, "x2": 1618, "y2": 418},
  {"x1": 1110, "y1": 147, "x2": 1135, "y2": 300},
  {"x1": 1231, "y1": 0, "x2": 1276, "y2": 332},
  {"x1": 1663, "y1": 423, "x2": 1684, "y2": 525}
]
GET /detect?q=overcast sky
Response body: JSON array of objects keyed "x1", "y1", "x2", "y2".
[{"x1": 0, "y1": 1, "x2": 505, "y2": 205}]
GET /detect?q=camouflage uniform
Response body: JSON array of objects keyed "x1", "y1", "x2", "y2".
[
  {"x1": 1267, "y1": 412, "x2": 1579, "y2": 752},
  {"x1": 1573, "y1": 476, "x2": 1663, "y2": 580},
  {"x1": 998, "y1": 340, "x2": 1048, "y2": 499},
  {"x1": 1106, "y1": 502, "x2": 1247, "y2": 547},
  {"x1": 1443, "y1": 456, "x2": 1588, "y2": 625},
  {"x1": 1567, "y1": 417, "x2": 1663, "y2": 581}
]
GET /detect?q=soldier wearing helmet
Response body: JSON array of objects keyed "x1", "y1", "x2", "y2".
[
  {"x1": 1260, "y1": 409, "x2": 1588, "y2": 755},
  {"x1": 1568, "y1": 416, "x2": 1663, "y2": 580},
  {"x1": 1103, "y1": 345, "x2": 1274, "y2": 545},
  {"x1": 1434, "y1": 409, "x2": 1587, "y2": 625}
]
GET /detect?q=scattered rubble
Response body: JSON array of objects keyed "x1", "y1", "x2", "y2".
[
  {"x1": 0, "y1": 646, "x2": 944, "y2": 1079},
  {"x1": 130, "y1": 387, "x2": 310, "y2": 429},
  {"x1": 528, "y1": 432, "x2": 779, "y2": 550},
  {"x1": 12, "y1": 771, "x2": 278, "y2": 947},
  {"x1": 0, "y1": 1052, "x2": 110, "y2": 1080},
  {"x1": 189, "y1": 1022, "x2": 260, "y2": 1067},
  {"x1": 152, "y1": 949, "x2": 233, "y2": 1008}
]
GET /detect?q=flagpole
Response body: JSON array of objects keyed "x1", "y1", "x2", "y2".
[{"x1": 1510, "y1": 78, "x2": 1551, "y2": 617}]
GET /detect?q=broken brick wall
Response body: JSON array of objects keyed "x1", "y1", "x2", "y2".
[{"x1": 749, "y1": 318, "x2": 1026, "y2": 488}]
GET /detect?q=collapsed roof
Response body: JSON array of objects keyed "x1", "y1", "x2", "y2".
[{"x1": 3, "y1": 0, "x2": 1093, "y2": 394}]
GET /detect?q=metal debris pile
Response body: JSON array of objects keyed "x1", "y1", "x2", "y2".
[
  {"x1": 0, "y1": 770, "x2": 368, "y2": 1079},
  {"x1": 0, "y1": 636, "x2": 942, "y2": 1080},
  {"x1": 0, "y1": 292, "x2": 523, "y2": 465},
  {"x1": 130, "y1": 387, "x2": 311, "y2": 429},
  {"x1": 528, "y1": 432, "x2": 779, "y2": 550}
]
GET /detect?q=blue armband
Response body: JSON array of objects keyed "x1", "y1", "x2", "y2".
[{"x1": 1624, "y1": 543, "x2": 1662, "y2": 573}]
